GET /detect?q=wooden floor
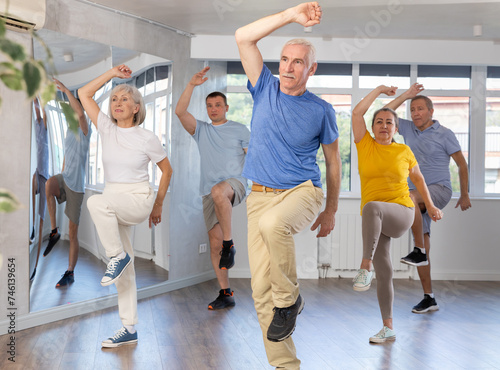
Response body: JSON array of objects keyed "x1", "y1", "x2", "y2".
[
  {"x1": 29, "y1": 240, "x2": 169, "y2": 312},
  {"x1": 3, "y1": 277, "x2": 500, "y2": 369}
]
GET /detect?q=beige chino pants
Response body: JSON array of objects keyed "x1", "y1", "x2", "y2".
[
  {"x1": 247, "y1": 180, "x2": 323, "y2": 369},
  {"x1": 87, "y1": 181, "x2": 154, "y2": 326}
]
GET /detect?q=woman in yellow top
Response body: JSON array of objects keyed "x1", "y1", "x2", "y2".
[{"x1": 351, "y1": 85, "x2": 443, "y2": 343}]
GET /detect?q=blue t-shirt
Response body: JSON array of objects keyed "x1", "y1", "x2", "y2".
[
  {"x1": 62, "y1": 122, "x2": 91, "y2": 193},
  {"x1": 243, "y1": 65, "x2": 339, "y2": 189},
  {"x1": 193, "y1": 119, "x2": 250, "y2": 196},
  {"x1": 398, "y1": 118, "x2": 461, "y2": 190}
]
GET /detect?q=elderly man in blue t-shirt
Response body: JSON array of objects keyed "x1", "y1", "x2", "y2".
[
  {"x1": 235, "y1": 3, "x2": 341, "y2": 369},
  {"x1": 386, "y1": 83, "x2": 471, "y2": 314},
  {"x1": 175, "y1": 67, "x2": 250, "y2": 311}
]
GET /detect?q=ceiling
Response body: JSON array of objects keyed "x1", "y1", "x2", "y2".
[
  {"x1": 35, "y1": 0, "x2": 500, "y2": 76},
  {"x1": 89, "y1": 0, "x2": 500, "y2": 41}
]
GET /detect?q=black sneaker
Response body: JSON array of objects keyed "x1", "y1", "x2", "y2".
[
  {"x1": 412, "y1": 294, "x2": 439, "y2": 314},
  {"x1": 267, "y1": 294, "x2": 304, "y2": 342},
  {"x1": 208, "y1": 289, "x2": 235, "y2": 310},
  {"x1": 400, "y1": 247, "x2": 428, "y2": 267},
  {"x1": 43, "y1": 228, "x2": 60, "y2": 257},
  {"x1": 219, "y1": 244, "x2": 236, "y2": 270},
  {"x1": 56, "y1": 270, "x2": 74, "y2": 287}
]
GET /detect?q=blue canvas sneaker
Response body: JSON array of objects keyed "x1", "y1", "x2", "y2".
[
  {"x1": 101, "y1": 253, "x2": 131, "y2": 286},
  {"x1": 101, "y1": 327, "x2": 138, "y2": 348}
]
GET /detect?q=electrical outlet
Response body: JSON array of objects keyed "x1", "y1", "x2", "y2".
[{"x1": 199, "y1": 243, "x2": 207, "y2": 254}]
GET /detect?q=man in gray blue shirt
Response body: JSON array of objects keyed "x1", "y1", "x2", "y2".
[
  {"x1": 175, "y1": 66, "x2": 250, "y2": 310},
  {"x1": 45, "y1": 79, "x2": 91, "y2": 288},
  {"x1": 387, "y1": 83, "x2": 471, "y2": 314}
]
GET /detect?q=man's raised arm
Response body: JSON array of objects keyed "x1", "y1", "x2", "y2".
[
  {"x1": 175, "y1": 66, "x2": 210, "y2": 135},
  {"x1": 235, "y1": 2, "x2": 322, "y2": 87}
]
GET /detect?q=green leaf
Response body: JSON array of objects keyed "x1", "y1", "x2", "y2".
[
  {"x1": 0, "y1": 68, "x2": 23, "y2": 90},
  {"x1": 60, "y1": 102, "x2": 79, "y2": 134},
  {"x1": 0, "y1": 188, "x2": 23, "y2": 213},
  {"x1": 0, "y1": 17, "x2": 6, "y2": 38},
  {"x1": 23, "y1": 60, "x2": 41, "y2": 98},
  {"x1": 40, "y1": 81, "x2": 56, "y2": 107},
  {"x1": 0, "y1": 38, "x2": 26, "y2": 61}
]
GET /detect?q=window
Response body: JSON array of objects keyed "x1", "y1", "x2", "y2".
[
  {"x1": 429, "y1": 96, "x2": 470, "y2": 193},
  {"x1": 485, "y1": 97, "x2": 500, "y2": 193},
  {"x1": 418, "y1": 65, "x2": 471, "y2": 90},
  {"x1": 359, "y1": 64, "x2": 410, "y2": 89},
  {"x1": 487, "y1": 66, "x2": 500, "y2": 91}
]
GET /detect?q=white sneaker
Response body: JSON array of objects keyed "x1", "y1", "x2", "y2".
[
  {"x1": 353, "y1": 269, "x2": 374, "y2": 291},
  {"x1": 369, "y1": 326, "x2": 396, "y2": 343}
]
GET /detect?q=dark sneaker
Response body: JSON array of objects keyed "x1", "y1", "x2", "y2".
[
  {"x1": 267, "y1": 294, "x2": 304, "y2": 342},
  {"x1": 101, "y1": 327, "x2": 138, "y2": 348},
  {"x1": 401, "y1": 247, "x2": 428, "y2": 267},
  {"x1": 56, "y1": 270, "x2": 74, "y2": 287},
  {"x1": 43, "y1": 229, "x2": 60, "y2": 257},
  {"x1": 219, "y1": 244, "x2": 236, "y2": 270},
  {"x1": 208, "y1": 289, "x2": 235, "y2": 310},
  {"x1": 412, "y1": 294, "x2": 439, "y2": 314},
  {"x1": 101, "y1": 253, "x2": 131, "y2": 286}
]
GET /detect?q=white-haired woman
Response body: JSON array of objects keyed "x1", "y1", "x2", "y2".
[
  {"x1": 351, "y1": 85, "x2": 442, "y2": 343},
  {"x1": 79, "y1": 65, "x2": 172, "y2": 347}
]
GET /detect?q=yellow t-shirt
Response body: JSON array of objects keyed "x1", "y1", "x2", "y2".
[{"x1": 356, "y1": 131, "x2": 417, "y2": 214}]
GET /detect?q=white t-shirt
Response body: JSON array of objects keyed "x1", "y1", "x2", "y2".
[{"x1": 97, "y1": 111, "x2": 167, "y2": 183}]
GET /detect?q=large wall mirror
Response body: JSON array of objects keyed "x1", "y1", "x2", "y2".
[{"x1": 29, "y1": 29, "x2": 172, "y2": 312}]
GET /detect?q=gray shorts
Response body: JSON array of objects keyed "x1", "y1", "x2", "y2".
[
  {"x1": 54, "y1": 174, "x2": 85, "y2": 225},
  {"x1": 34, "y1": 169, "x2": 48, "y2": 220},
  {"x1": 418, "y1": 183, "x2": 452, "y2": 235},
  {"x1": 202, "y1": 178, "x2": 247, "y2": 232}
]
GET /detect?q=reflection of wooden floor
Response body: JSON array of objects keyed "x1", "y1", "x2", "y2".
[
  {"x1": 4, "y1": 278, "x2": 500, "y2": 369},
  {"x1": 29, "y1": 240, "x2": 169, "y2": 312}
]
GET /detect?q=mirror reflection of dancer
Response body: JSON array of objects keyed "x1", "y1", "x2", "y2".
[
  {"x1": 385, "y1": 83, "x2": 471, "y2": 313},
  {"x1": 30, "y1": 97, "x2": 49, "y2": 280},
  {"x1": 351, "y1": 85, "x2": 443, "y2": 343},
  {"x1": 79, "y1": 65, "x2": 172, "y2": 348},
  {"x1": 44, "y1": 79, "x2": 91, "y2": 287},
  {"x1": 235, "y1": 3, "x2": 341, "y2": 368},
  {"x1": 175, "y1": 66, "x2": 250, "y2": 310}
]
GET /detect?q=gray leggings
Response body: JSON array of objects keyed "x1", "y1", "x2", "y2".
[{"x1": 362, "y1": 201, "x2": 415, "y2": 319}]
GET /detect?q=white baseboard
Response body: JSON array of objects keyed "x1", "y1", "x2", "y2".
[{"x1": 0, "y1": 271, "x2": 214, "y2": 335}]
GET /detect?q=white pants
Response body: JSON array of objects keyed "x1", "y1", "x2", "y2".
[{"x1": 87, "y1": 181, "x2": 154, "y2": 326}]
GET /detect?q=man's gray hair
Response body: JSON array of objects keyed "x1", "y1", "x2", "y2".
[{"x1": 281, "y1": 38, "x2": 317, "y2": 67}]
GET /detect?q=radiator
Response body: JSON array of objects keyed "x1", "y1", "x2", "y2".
[{"x1": 318, "y1": 213, "x2": 411, "y2": 273}]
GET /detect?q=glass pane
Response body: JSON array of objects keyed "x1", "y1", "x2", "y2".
[
  {"x1": 417, "y1": 77, "x2": 470, "y2": 90},
  {"x1": 487, "y1": 78, "x2": 500, "y2": 91},
  {"x1": 307, "y1": 75, "x2": 352, "y2": 88},
  {"x1": 155, "y1": 66, "x2": 169, "y2": 91},
  {"x1": 428, "y1": 96, "x2": 469, "y2": 193},
  {"x1": 359, "y1": 76, "x2": 410, "y2": 89},
  {"x1": 317, "y1": 95, "x2": 352, "y2": 192},
  {"x1": 485, "y1": 97, "x2": 500, "y2": 193},
  {"x1": 144, "y1": 102, "x2": 154, "y2": 132},
  {"x1": 88, "y1": 125, "x2": 98, "y2": 185},
  {"x1": 227, "y1": 74, "x2": 248, "y2": 87},
  {"x1": 145, "y1": 68, "x2": 155, "y2": 96},
  {"x1": 226, "y1": 92, "x2": 254, "y2": 128}
]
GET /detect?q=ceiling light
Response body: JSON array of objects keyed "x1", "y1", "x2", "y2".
[
  {"x1": 63, "y1": 52, "x2": 74, "y2": 62},
  {"x1": 304, "y1": 26, "x2": 312, "y2": 33},
  {"x1": 473, "y1": 25, "x2": 482, "y2": 37}
]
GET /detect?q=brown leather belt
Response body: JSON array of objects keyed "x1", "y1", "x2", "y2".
[{"x1": 251, "y1": 183, "x2": 288, "y2": 193}]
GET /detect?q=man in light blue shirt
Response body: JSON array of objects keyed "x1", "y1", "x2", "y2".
[
  {"x1": 387, "y1": 83, "x2": 471, "y2": 314},
  {"x1": 175, "y1": 66, "x2": 250, "y2": 310},
  {"x1": 45, "y1": 79, "x2": 91, "y2": 288}
]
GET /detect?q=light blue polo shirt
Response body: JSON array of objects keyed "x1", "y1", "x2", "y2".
[
  {"x1": 193, "y1": 119, "x2": 250, "y2": 196},
  {"x1": 398, "y1": 118, "x2": 461, "y2": 190},
  {"x1": 62, "y1": 122, "x2": 91, "y2": 193},
  {"x1": 243, "y1": 64, "x2": 339, "y2": 189}
]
